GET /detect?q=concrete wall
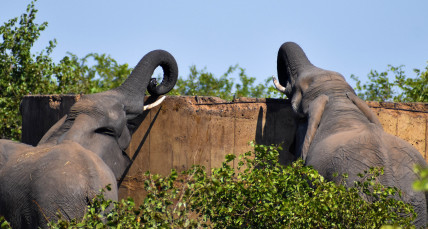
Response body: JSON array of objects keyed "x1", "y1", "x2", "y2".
[
  {"x1": 119, "y1": 96, "x2": 297, "y2": 202},
  {"x1": 20, "y1": 95, "x2": 428, "y2": 202}
]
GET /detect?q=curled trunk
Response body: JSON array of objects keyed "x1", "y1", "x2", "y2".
[
  {"x1": 277, "y1": 42, "x2": 315, "y2": 96},
  {"x1": 113, "y1": 49, "x2": 178, "y2": 116}
]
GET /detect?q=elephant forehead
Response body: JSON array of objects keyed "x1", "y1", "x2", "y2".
[{"x1": 69, "y1": 96, "x2": 124, "y2": 119}]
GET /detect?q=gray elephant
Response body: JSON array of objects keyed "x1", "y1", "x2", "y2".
[
  {"x1": 272, "y1": 42, "x2": 427, "y2": 227},
  {"x1": 0, "y1": 50, "x2": 178, "y2": 228}
]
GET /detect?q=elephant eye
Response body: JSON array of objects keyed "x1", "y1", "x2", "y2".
[{"x1": 95, "y1": 127, "x2": 116, "y2": 137}]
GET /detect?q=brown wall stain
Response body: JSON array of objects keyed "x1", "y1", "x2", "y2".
[{"x1": 48, "y1": 95, "x2": 61, "y2": 110}]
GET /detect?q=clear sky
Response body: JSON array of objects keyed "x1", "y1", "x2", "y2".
[{"x1": 1, "y1": 1, "x2": 427, "y2": 89}]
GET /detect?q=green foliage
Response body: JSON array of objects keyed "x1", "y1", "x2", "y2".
[
  {"x1": 168, "y1": 65, "x2": 285, "y2": 101},
  {"x1": 44, "y1": 143, "x2": 415, "y2": 228},
  {"x1": 351, "y1": 64, "x2": 428, "y2": 102},
  {"x1": 137, "y1": 170, "x2": 203, "y2": 228},
  {"x1": 0, "y1": 216, "x2": 11, "y2": 229},
  {"x1": 413, "y1": 166, "x2": 428, "y2": 192},
  {"x1": 0, "y1": 1, "x2": 55, "y2": 140},
  {"x1": 0, "y1": 1, "x2": 132, "y2": 140},
  {"x1": 54, "y1": 52, "x2": 131, "y2": 94},
  {"x1": 188, "y1": 143, "x2": 415, "y2": 228}
]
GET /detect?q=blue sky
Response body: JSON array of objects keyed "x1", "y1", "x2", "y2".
[{"x1": 1, "y1": 1, "x2": 427, "y2": 89}]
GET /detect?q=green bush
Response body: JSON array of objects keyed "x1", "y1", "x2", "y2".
[
  {"x1": 413, "y1": 166, "x2": 428, "y2": 192},
  {"x1": 42, "y1": 143, "x2": 415, "y2": 228},
  {"x1": 187, "y1": 143, "x2": 415, "y2": 228},
  {"x1": 0, "y1": 216, "x2": 11, "y2": 229},
  {"x1": 0, "y1": 1, "x2": 132, "y2": 140},
  {"x1": 351, "y1": 64, "x2": 428, "y2": 102},
  {"x1": 167, "y1": 64, "x2": 285, "y2": 101}
]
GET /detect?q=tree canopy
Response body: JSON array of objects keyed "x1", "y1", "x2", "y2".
[
  {"x1": 351, "y1": 65, "x2": 428, "y2": 102},
  {"x1": 0, "y1": 2, "x2": 131, "y2": 140}
]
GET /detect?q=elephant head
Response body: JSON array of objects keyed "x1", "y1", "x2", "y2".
[
  {"x1": 273, "y1": 42, "x2": 348, "y2": 116},
  {"x1": 274, "y1": 41, "x2": 314, "y2": 98},
  {"x1": 38, "y1": 49, "x2": 178, "y2": 179},
  {"x1": 0, "y1": 50, "x2": 178, "y2": 228}
]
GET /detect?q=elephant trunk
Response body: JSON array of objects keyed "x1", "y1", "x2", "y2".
[
  {"x1": 113, "y1": 50, "x2": 178, "y2": 116},
  {"x1": 277, "y1": 42, "x2": 315, "y2": 94}
]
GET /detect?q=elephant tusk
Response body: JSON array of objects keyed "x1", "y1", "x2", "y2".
[
  {"x1": 143, "y1": 96, "x2": 166, "y2": 111},
  {"x1": 272, "y1": 76, "x2": 287, "y2": 93}
]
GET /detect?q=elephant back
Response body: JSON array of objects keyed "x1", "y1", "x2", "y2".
[
  {"x1": 306, "y1": 128, "x2": 427, "y2": 227},
  {"x1": 0, "y1": 142, "x2": 117, "y2": 228}
]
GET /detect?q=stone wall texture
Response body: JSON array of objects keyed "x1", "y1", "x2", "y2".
[{"x1": 20, "y1": 95, "x2": 428, "y2": 202}]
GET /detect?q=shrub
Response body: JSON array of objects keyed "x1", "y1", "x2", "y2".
[
  {"x1": 0, "y1": 216, "x2": 11, "y2": 229},
  {"x1": 413, "y1": 165, "x2": 428, "y2": 192},
  {"x1": 351, "y1": 64, "x2": 428, "y2": 102},
  {"x1": 0, "y1": 1, "x2": 132, "y2": 140},
  {"x1": 43, "y1": 143, "x2": 416, "y2": 228},
  {"x1": 187, "y1": 143, "x2": 415, "y2": 228}
]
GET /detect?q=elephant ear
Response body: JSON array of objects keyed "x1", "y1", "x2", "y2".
[{"x1": 38, "y1": 115, "x2": 67, "y2": 145}]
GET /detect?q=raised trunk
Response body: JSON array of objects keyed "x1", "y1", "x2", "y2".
[
  {"x1": 113, "y1": 50, "x2": 178, "y2": 116},
  {"x1": 277, "y1": 42, "x2": 316, "y2": 95}
]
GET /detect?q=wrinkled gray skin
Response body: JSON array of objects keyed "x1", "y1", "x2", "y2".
[
  {"x1": 274, "y1": 42, "x2": 427, "y2": 227},
  {"x1": 0, "y1": 50, "x2": 178, "y2": 228}
]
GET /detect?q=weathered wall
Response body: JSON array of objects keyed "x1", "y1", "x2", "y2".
[
  {"x1": 118, "y1": 96, "x2": 297, "y2": 202},
  {"x1": 20, "y1": 95, "x2": 428, "y2": 202}
]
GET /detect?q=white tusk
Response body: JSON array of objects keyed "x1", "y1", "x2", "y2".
[
  {"x1": 272, "y1": 76, "x2": 287, "y2": 93},
  {"x1": 143, "y1": 96, "x2": 166, "y2": 111}
]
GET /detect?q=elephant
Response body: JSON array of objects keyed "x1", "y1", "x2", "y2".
[
  {"x1": 0, "y1": 49, "x2": 178, "y2": 228},
  {"x1": 272, "y1": 42, "x2": 427, "y2": 227}
]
